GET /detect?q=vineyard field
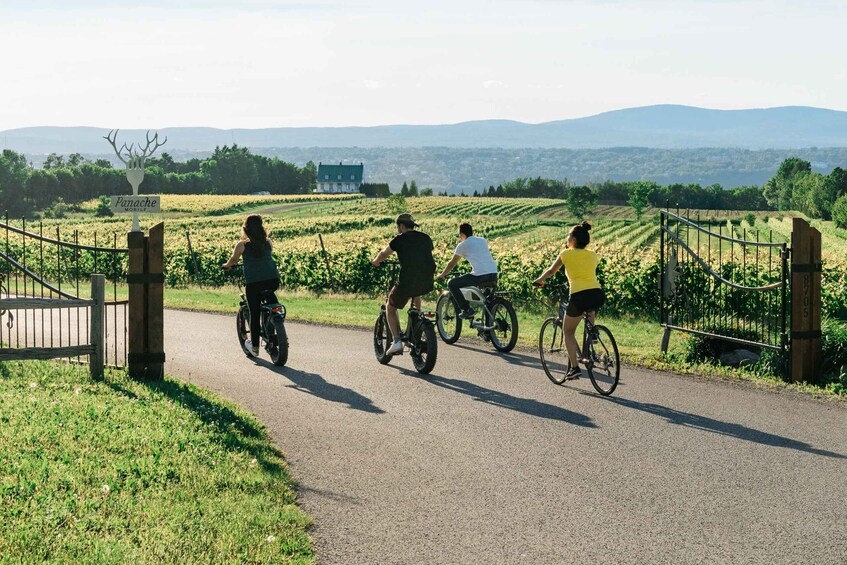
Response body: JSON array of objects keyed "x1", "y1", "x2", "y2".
[{"x1": 5, "y1": 195, "x2": 847, "y2": 321}]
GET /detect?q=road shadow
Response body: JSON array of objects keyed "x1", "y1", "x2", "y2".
[
  {"x1": 256, "y1": 358, "x2": 385, "y2": 414},
  {"x1": 399, "y1": 368, "x2": 596, "y2": 428},
  {"x1": 450, "y1": 342, "x2": 545, "y2": 371},
  {"x1": 599, "y1": 395, "x2": 846, "y2": 459}
]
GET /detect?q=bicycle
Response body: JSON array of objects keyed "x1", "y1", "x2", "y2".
[
  {"x1": 372, "y1": 261, "x2": 438, "y2": 374},
  {"x1": 435, "y1": 276, "x2": 518, "y2": 352},
  {"x1": 233, "y1": 272, "x2": 289, "y2": 366},
  {"x1": 537, "y1": 283, "x2": 619, "y2": 395}
]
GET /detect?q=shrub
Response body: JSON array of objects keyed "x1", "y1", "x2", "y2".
[
  {"x1": 745, "y1": 212, "x2": 756, "y2": 227},
  {"x1": 43, "y1": 197, "x2": 69, "y2": 219},
  {"x1": 831, "y1": 194, "x2": 847, "y2": 229},
  {"x1": 94, "y1": 195, "x2": 114, "y2": 217}
]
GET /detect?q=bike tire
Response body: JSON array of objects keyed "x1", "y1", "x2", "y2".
[
  {"x1": 267, "y1": 317, "x2": 289, "y2": 367},
  {"x1": 539, "y1": 317, "x2": 568, "y2": 384},
  {"x1": 586, "y1": 325, "x2": 620, "y2": 396},
  {"x1": 411, "y1": 320, "x2": 438, "y2": 374},
  {"x1": 435, "y1": 293, "x2": 462, "y2": 344},
  {"x1": 236, "y1": 307, "x2": 254, "y2": 358},
  {"x1": 489, "y1": 298, "x2": 519, "y2": 353},
  {"x1": 373, "y1": 312, "x2": 393, "y2": 365}
]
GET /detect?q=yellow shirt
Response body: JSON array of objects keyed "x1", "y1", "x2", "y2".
[{"x1": 559, "y1": 248, "x2": 601, "y2": 294}]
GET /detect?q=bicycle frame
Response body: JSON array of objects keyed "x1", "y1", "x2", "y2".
[{"x1": 379, "y1": 261, "x2": 436, "y2": 342}]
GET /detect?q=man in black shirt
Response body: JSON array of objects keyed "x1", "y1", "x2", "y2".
[{"x1": 371, "y1": 213, "x2": 436, "y2": 355}]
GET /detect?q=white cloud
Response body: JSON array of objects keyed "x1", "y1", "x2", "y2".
[
  {"x1": 363, "y1": 80, "x2": 384, "y2": 90},
  {"x1": 483, "y1": 80, "x2": 508, "y2": 89}
]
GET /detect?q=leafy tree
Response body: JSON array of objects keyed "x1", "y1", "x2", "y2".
[
  {"x1": 400, "y1": 181, "x2": 409, "y2": 196},
  {"x1": 763, "y1": 157, "x2": 812, "y2": 211},
  {"x1": 832, "y1": 195, "x2": 847, "y2": 229},
  {"x1": 67, "y1": 153, "x2": 86, "y2": 167},
  {"x1": 0, "y1": 149, "x2": 31, "y2": 214},
  {"x1": 43, "y1": 197, "x2": 70, "y2": 219},
  {"x1": 628, "y1": 181, "x2": 653, "y2": 220},
  {"x1": 94, "y1": 159, "x2": 113, "y2": 168},
  {"x1": 420, "y1": 187, "x2": 433, "y2": 197},
  {"x1": 43, "y1": 153, "x2": 64, "y2": 169},
  {"x1": 207, "y1": 145, "x2": 258, "y2": 194},
  {"x1": 566, "y1": 185, "x2": 598, "y2": 220}
]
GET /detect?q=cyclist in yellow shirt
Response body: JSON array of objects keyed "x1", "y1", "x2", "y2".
[{"x1": 533, "y1": 221, "x2": 605, "y2": 380}]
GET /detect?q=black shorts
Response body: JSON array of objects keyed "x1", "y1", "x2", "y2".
[{"x1": 567, "y1": 288, "x2": 605, "y2": 317}]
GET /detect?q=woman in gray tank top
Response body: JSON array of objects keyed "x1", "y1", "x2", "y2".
[{"x1": 222, "y1": 214, "x2": 281, "y2": 354}]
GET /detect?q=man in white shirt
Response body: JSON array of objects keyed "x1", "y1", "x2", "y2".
[{"x1": 436, "y1": 223, "x2": 498, "y2": 319}]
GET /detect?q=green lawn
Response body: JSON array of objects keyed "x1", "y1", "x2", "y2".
[{"x1": 0, "y1": 361, "x2": 312, "y2": 563}]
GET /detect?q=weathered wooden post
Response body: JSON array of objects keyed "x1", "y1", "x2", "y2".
[
  {"x1": 146, "y1": 222, "x2": 165, "y2": 380},
  {"x1": 790, "y1": 218, "x2": 822, "y2": 383},
  {"x1": 127, "y1": 230, "x2": 147, "y2": 379},
  {"x1": 90, "y1": 274, "x2": 105, "y2": 378}
]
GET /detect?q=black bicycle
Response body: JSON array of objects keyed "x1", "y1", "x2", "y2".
[
  {"x1": 537, "y1": 283, "x2": 619, "y2": 395},
  {"x1": 373, "y1": 261, "x2": 438, "y2": 374},
  {"x1": 234, "y1": 276, "x2": 289, "y2": 367},
  {"x1": 435, "y1": 277, "x2": 518, "y2": 352}
]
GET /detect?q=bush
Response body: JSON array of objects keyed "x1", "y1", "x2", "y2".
[
  {"x1": 43, "y1": 197, "x2": 69, "y2": 219},
  {"x1": 94, "y1": 195, "x2": 114, "y2": 217},
  {"x1": 831, "y1": 194, "x2": 847, "y2": 229},
  {"x1": 745, "y1": 212, "x2": 756, "y2": 227},
  {"x1": 821, "y1": 318, "x2": 847, "y2": 394}
]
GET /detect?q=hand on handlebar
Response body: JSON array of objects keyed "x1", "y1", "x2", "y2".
[{"x1": 532, "y1": 279, "x2": 545, "y2": 288}]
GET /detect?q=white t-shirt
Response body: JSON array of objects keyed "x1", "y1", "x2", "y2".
[{"x1": 454, "y1": 236, "x2": 498, "y2": 276}]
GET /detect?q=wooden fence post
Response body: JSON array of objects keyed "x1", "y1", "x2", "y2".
[
  {"x1": 127, "y1": 231, "x2": 146, "y2": 379},
  {"x1": 146, "y1": 222, "x2": 165, "y2": 380},
  {"x1": 790, "y1": 218, "x2": 822, "y2": 383},
  {"x1": 90, "y1": 274, "x2": 105, "y2": 378}
]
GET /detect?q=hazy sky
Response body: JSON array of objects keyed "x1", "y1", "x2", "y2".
[{"x1": 2, "y1": 0, "x2": 845, "y2": 129}]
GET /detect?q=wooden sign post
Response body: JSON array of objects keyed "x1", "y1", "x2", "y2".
[
  {"x1": 790, "y1": 218, "x2": 822, "y2": 384},
  {"x1": 127, "y1": 222, "x2": 165, "y2": 380}
]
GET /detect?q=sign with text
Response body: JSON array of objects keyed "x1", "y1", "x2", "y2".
[{"x1": 111, "y1": 195, "x2": 161, "y2": 214}]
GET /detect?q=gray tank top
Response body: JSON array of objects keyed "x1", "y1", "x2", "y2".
[{"x1": 242, "y1": 241, "x2": 280, "y2": 284}]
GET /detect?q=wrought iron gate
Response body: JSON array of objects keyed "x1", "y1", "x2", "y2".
[
  {"x1": 659, "y1": 208, "x2": 789, "y2": 355},
  {"x1": 0, "y1": 216, "x2": 128, "y2": 368}
]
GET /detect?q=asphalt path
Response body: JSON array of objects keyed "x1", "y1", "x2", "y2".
[{"x1": 165, "y1": 309, "x2": 847, "y2": 564}]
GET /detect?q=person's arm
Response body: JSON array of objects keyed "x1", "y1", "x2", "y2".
[
  {"x1": 222, "y1": 241, "x2": 245, "y2": 269},
  {"x1": 371, "y1": 244, "x2": 394, "y2": 266},
  {"x1": 533, "y1": 256, "x2": 563, "y2": 287},
  {"x1": 437, "y1": 254, "x2": 462, "y2": 280}
]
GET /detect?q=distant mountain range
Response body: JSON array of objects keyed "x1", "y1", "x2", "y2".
[{"x1": 3, "y1": 105, "x2": 847, "y2": 153}]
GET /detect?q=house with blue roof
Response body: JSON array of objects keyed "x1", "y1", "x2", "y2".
[{"x1": 315, "y1": 162, "x2": 364, "y2": 193}]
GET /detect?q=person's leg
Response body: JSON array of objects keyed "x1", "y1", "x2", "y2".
[
  {"x1": 447, "y1": 273, "x2": 474, "y2": 312},
  {"x1": 563, "y1": 314, "x2": 582, "y2": 370},
  {"x1": 245, "y1": 282, "x2": 262, "y2": 349},
  {"x1": 411, "y1": 296, "x2": 422, "y2": 310},
  {"x1": 263, "y1": 278, "x2": 280, "y2": 304},
  {"x1": 386, "y1": 300, "x2": 401, "y2": 339}
]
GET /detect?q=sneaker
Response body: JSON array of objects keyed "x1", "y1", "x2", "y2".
[
  {"x1": 565, "y1": 366, "x2": 582, "y2": 380},
  {"x1": 458, "y1": 308, "x2": 476, "y2": 320},
  {"x1": 244, "y1": 339, "x2": 259, "y2": 356},
  {"x1": 386, "y1": 339, "x2": 404, "y2": 355}
]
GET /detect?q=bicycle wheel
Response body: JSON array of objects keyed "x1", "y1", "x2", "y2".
[
  {"x1": 411, "y1": 321, "x2": 438, "y2": 374},
  {"x1": 266, "y1": 317, "x2": 289, "y2": 367},
  {"x1": 539, "y1": 317, "x2": 568, "y2": 384},
  {"x1": 373, "y1": 311, "x2": 393, "y2": 364},
  {"x1": 586, "y1": 325, "x2": 620, "y2": 396},
  {"x1": 435, "y1": 293, "x2": 462, "y2": 344},
  {"x1": 236, "y1": 306, "x2": 254, "y2": 358},
  {"x1": 489, "y1": 299, "x2": 519, "y2": 353}
]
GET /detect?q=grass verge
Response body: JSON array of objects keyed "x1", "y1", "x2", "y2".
[{"x1": 0, "y1": 361, "x2": 312, "y2": 563}]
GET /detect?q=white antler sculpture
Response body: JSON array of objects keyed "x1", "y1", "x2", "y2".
[{"x1": 103, "y1": 129, "x2": 167, "y2": 232}]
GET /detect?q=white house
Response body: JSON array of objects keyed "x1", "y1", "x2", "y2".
[{"x1": 315, "y1": 162, "x2": 364, "y2": 193}]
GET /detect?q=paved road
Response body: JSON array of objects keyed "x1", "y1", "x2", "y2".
[{"x1": 165, "y1": 309, "x2": 847, "y2": 564}]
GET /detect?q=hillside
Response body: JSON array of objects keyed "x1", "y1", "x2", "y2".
[{"x1": 4, "y1": 105, "x2": 847, "y2": 152}]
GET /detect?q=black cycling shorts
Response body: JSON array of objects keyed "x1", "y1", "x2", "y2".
[{"x1": 567, "y1": 288, "x2": 605, "y2": 317}]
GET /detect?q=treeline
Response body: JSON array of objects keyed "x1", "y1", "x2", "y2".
[
  {"x1": 761, "y1": 158, "x2": 847, "y2": 226},
  {"x1": 0, "y1": 145, "x2": 316, "y2": 215},
  {"x1": 474, "y1": 177, "x2": 769, "y2": 210}
]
